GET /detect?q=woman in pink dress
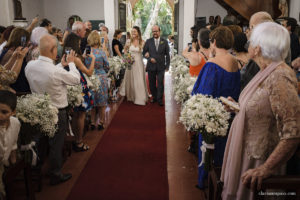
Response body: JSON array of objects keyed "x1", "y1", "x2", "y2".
[{"x1": 221, "y1": 22, "x2": 300, "y2": 200}]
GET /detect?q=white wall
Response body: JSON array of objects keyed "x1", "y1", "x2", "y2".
[
  {"x1": 42, "y1": 0, "x2": 104, "y2": 30},
  {"x1": 22, "y1": 0, "x2": 44, "y2": 25},
  {"x1": 178, "y1": 0, "x2": 195, "y2": 54},
  {"x1": 104, "y1": 0, "x2": 116, "y2": 41},
  {"x1": 178, "y1": 0, "x2": 184, "y2": 53},
  {"x1": 195, "y1": 0, "x2": 227, "y2": 24},
  {"x1": 0, "y1": 0, "x2": 44, "y2": 27},
  {"x1": 0, "y1": 0, "x2": 12, "y2": 26},
  {"x1": 290, "y1": 0, "x2": 300, "y2": 24}
]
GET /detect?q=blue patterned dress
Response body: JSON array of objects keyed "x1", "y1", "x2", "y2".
[
  {"x1": 74, "y1": 70, "x2": 94, "y2": 112},
  {"x1": 191, "y1": 62, "x2": 240, "y2": 189},
  {"x1": 85, "y1": 48, "x2": 109, "y2": 107}
]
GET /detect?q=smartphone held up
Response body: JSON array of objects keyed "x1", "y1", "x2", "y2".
[
  {"x1": 21, "y1": 36, "x2": 27, "y2": 48},
  {"x1": 188, "y1": 43, "x2": 192, "y2": 52}
]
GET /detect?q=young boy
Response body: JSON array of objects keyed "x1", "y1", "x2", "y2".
[{"x1": 0, "y1": 90, "x2": 20, "y2": 197}]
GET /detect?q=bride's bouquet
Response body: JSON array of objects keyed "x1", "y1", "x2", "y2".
[
  {"x1": 179, "y1": 94, "x2": 230, "y2": 171},
  {"x1": 16, "y1": 93, "x2": 59, "y2": 138},
  {"x1": 123, "y1": 53, "x2": 135, "y2": 70},
  {"x1": 67, "y1": 84, "x2": 84, "y2": 107}
]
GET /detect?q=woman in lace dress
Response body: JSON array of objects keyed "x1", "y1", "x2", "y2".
[
  {"x1": 120, "y1": 26, "x2": 148, "y2": 105},
  {"x1": 221, "y1": 22, "x2": 300, "y2": 200}
]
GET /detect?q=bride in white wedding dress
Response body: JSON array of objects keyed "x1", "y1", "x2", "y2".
[{"x1": 120, "y1": 26, "x2": 148, "y2": 105}]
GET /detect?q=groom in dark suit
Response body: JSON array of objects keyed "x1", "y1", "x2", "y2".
[{"x1": 143, "y1": 25, "x2": 170, "y2": 106}]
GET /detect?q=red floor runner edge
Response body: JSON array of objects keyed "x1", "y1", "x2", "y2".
[{"x1": 67, "y1": 101, "x2": 169, "y2": 200}]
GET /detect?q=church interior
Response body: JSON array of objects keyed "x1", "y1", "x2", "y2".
[{"x1": 0, "y1": 0, "x2": 299, "y2": 199}]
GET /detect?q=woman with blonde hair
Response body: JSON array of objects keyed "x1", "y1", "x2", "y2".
[
  {"x1": 85, "y1": 30, "x2": 109, "y2": 130},
  {"x1": 120, "y1": 26, "x2": 148, "y2": 105}
]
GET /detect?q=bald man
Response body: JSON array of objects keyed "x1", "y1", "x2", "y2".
[
  {"x1": 143, "y1": 25, "x2": 170, "y2": 106},
  {"x1": 25, "y1": 35, "x2": 80, "y2": 185},
  {"x1": 241, "y1": 12, "x2": 273, "y2": 90}
]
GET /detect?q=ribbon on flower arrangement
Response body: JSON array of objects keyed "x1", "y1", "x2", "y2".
[
  {"x1": 21, "y1": 141, "x2": 38, "y2": 166},
  {"x1": 198, "y1": 141, "x2": 215, "y2": 167}
]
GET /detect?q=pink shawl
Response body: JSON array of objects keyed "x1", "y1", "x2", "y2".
[{"x1": 221, "y1": 61, "x2": 282, "y2": 197}]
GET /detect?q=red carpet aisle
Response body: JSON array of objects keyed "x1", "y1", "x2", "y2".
[{"x1": 67, "y1": 101, "x2": 169, "y2": 200}]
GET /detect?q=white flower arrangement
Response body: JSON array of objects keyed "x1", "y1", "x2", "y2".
[
  {"x1": 16, "y1": 93, "x2": 58, "y2": 137},
  {"x1": 67, "y1": 84, "x2": 84, "y2": 107},
  {"x1": 179, "y1": 94, "x2": 230, "y2": 136},
  {"x1": 170, "y1": 55, "x2": 186, "y2": 69},
  {"x1": 173, "y1": 74, "x2": 197, "y2": 104},
  {"x1": 84, "y1": 73, "x2": 101, "y2": 92},
  {"x1": 171, "y1": 64, "x2": 189, "y2": 85},
  {"x1": 179, "y1": 94, "x2": 231, "y2": 171},
  {"x1": 108, "y1": 56, "x2": 125, "y2": 77},
  {"x1": 170, "y1": 55, "x2": 189, "y2": 83}
]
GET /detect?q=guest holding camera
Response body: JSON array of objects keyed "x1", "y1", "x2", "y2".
[
  {"x1": 182, "y1": 28, "x2": 210, "y2": 77},
  {"x1": 85, "y1": 30, "x2": 109, "y2": 130},
  {"x1": 25, "y1": 34, "x2": 80, "y2": 185},
  {"x1": 0, "y1": 47, "x2": 28, "y2": 92},
  {"x1": 0, "y1": 28, "x2": 31, "y2": 93},
  {"x1": 63, "y1": 32, "x2": 95, "y2": 152}
]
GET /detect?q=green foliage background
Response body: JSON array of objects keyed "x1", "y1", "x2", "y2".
[{"x1": 133, "y1": 0, "x2": 173, "y2": 38}]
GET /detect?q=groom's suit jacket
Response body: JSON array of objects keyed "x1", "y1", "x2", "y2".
[{"x1": 143, "y1": 37, "x2": 170, "y2": 72}]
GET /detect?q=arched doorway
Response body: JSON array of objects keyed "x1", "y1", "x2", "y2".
[{"x1": 125, "y1": 0, "x2": 174, "y2": 40}]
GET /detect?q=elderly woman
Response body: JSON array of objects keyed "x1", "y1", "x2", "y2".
[
  {"x1": 191, "y1": 26, "x2": 240, "y2": 189},
  {"x1": 221, "y1": 22, "x2": 300, "y2": 200}
]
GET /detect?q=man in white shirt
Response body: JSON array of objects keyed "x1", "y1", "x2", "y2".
[{"x1": 25, "y1": 34, "x2": 80, "y2": 185}]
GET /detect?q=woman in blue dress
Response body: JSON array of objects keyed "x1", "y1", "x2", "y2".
[
  {"x1": 191, "y1": 26, "x2": 240, "y2": 189},
  {"x1": 85, "y1": 31, "x2": 109, "y2": 130}
]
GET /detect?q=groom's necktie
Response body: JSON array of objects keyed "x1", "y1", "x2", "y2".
[{"x1": 155, "y1": 39, "x2": 159, "y2": 51}]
